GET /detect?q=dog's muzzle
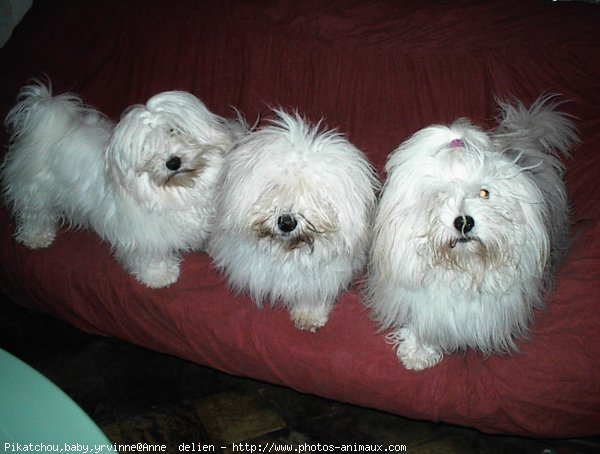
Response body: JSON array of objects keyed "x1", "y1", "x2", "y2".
[
  {"x1": 450, "y1": 215, "x2": 476, "y2": 248},
  {"x1": 166, "y1": 156, "x2": 182, "y2": 171},
  {"x1": 454, "y1": 215, "x2": 474, "y2": 237},
  {"x1": 277, "y1": 214, "x2": 298, "y2": 233}
]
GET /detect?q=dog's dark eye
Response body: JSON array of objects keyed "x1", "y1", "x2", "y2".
[
  {"x1": 166, "y1": 156, "x2": 182, "y2": 171},
  {"x1": 479, "y1": 188, "x2": 490, "y2": 199}
]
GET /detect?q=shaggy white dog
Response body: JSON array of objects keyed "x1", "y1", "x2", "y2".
[
  {"x1": 209, "y1": 110, "x2": 379, "y2": 331},
  {"x1": 365, "y1": 95, "x2": 579, "y2": 370},
  {"x1": 1, "y1": 81, "x2": 244, "y2": 287}
]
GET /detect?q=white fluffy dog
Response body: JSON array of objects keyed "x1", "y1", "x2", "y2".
[
  {"x1": 365, "y1": 95, "x2": 579, "y2": 370},
  {"x1": 208, "y1": 110, "x2": 379, "y2": 332},
  {"x1": 1, "y1": 81, "x2": 244, "y2": 288}
]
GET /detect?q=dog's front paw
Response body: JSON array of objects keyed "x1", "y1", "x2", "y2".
[
  {"x1": 16, "y1": 229, "x2": 56, "y2": 249},
  {"x1": 290, "y1": 305, "x2": 330, "y2": 333},
  {"x1": 134, "y1": 260, "x2": 180, "y2": 288},
  {"x1": 395, "y1": 327, "x2": 443, "y2": 371},
  {"x1": 397, "y1": 344, "x2": 443, "y2": 371}
]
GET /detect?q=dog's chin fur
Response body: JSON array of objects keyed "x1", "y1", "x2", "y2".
[
  {"x1": 365, "y1": 95, "x2": 579, "y2": 370},
  {"x1": 1, "y1": 81, "x2": 244, "y2": 288},
  {"x1": 208, "y1": 110, "x2": 379, "y2": 332}
]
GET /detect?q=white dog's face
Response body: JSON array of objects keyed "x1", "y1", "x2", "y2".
[
  {"x1": 248, "y1": 181, "x2": 339, "y2": 254},
  {"x1": 217, "y1": 110, "x2": 378, "y2": 261},
  {"x1": 373, "y1": 120, "x2": 549, "y2": 292},
  {"x1": 133, "y1": 125, "x2": 214, "y2": 189},
  {"x1": 106, "y1": 91, "x2": 238, "y2": 209}
]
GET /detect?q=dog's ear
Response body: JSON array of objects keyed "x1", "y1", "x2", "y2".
[
  {"x1": 369, "y1": 201, "x2": 426, "y2": 289},
  {"x1": 105, "y1": 105, "x2": 165, "y2": 208},
  {"x1": 145, "y1": 91, "x2": 244, "y2": 153},
  {"x1": 106, "y1": 104, "x2": 149, "y2": 179}
]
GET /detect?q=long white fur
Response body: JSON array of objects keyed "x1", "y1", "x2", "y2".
[
  {"x1": 1, "y1": 80, "x2": 244, "y2": 288},
  {"x1": 365, "y1": 95, "x2": 578, "y2": 370},
  {"x1": 208, "y1": 110, "x2": 380, "y2": 332}
]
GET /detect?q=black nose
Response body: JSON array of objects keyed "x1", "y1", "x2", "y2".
[
  {"x1": 454, "y1": 215, "x2": 475, "y2": 234},
  {"x1": 166, "y1": 156, "x2": 181, "y2": 171},
  {"x1": 277, "y1": 214, "x2": 297, "y2": 233}
]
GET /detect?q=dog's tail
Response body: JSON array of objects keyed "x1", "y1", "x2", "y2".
[
  {"x1": 494, "y1": 94, "x2": 580, "y2": 158},
  {"x1": 4, "y1": 80, "x2": 94, "y2": 152}
]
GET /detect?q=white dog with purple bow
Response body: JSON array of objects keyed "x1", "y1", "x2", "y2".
[{"x1": 366, "y1": 96, "x2": 578, "y2": 370}]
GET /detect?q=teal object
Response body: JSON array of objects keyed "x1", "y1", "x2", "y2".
[{"x1": 0, "y1": 348, "x2": 111, "y2": 448}]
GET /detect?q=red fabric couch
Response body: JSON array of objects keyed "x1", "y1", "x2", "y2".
[{"x1": 1, "y1": 0, "x2": 599, "y2": 438}]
